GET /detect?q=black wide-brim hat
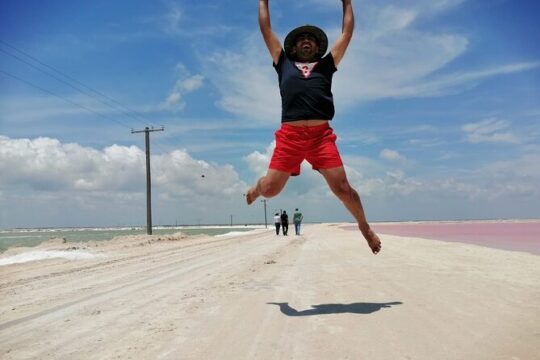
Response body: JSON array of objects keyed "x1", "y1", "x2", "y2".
[{"x1": 284, "y1": 25, "x2": 328, "y2": 60}]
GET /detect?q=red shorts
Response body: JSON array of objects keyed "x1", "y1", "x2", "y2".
[{"x1": 269, "y1": 123, "x2": 343, "y2": 176}]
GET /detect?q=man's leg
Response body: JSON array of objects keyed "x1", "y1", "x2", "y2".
[
  {"x1": 319, "y1": 166, "x2": 382, "y2": 254},
  {"x1": 246, "y1": 169, "x2": 290, "y2": 205}
]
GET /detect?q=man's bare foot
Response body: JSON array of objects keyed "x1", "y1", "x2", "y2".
[
  {"x1": 245, "y1": 187, "x2": 259, "y2": 205},
  {"x1": 360, "y1": 226, "x2": 382, "y2": 254}
]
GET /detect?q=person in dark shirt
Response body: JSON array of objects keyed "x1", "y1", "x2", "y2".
[
  {"x1": 280, "y1": 211, "x2": 289, "y2": 236},
  {"x1": 246, "y1": 0, "x2": 381, "y2": 254}
]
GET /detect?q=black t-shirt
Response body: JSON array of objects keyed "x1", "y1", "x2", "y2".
[
  {"x1": 280, "y1": 213, "x2": 289, "y2": 224},
  {"x1": 274, "y1": 50, "x2": 337, "y2": 122}
]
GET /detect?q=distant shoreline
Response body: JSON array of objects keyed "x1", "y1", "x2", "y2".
[
  {"x1": 0, "y1": 226, "x2": 261, "y2": 253},
  {"x1": 2, "y1": 218, "x2": 538, "y2": 232},
  {"x1": 0, "y1": 224, "x2": 266, "y2": 233}
]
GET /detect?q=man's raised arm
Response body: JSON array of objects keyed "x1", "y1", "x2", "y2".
[
  {"x1": 331, "y1": 0, "x2": 354, "y2": 67},
  {"x1": 259, "y1": 0, "x2": 282, "y2": 64}
]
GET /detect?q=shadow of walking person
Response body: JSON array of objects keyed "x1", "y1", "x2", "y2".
[{"x1": 267, "y1": 301, "x2": 403, "y2": 316}]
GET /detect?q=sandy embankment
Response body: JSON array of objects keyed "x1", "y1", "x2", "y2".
[{"x1": 0, "y1": 224, "x2": 538, "y2": 360}]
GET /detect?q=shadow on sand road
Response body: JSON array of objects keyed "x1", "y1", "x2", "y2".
[{"x1": 267, "y1": 302, "x2": 403, "y2": 316}]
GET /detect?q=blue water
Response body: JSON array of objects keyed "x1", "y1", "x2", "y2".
[{"x1": 0, "y1": 227, "x2": 256, "y2": 253}]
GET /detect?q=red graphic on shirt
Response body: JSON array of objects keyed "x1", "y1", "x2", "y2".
[{"x1": 295, "y1": 61, "x2": 318, "y2": 78}]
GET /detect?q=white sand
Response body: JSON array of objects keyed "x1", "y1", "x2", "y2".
[{"x1": 0, "y1": 224, "x2": 538, "y2": 360}]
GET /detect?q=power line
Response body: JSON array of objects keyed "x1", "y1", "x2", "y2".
[
  {"x1": 0, "y1": 40, "x2": 178, "y2": 155},
  {"x1": 0, "y1": 40, "x2": 162, "y2": 129},
  {"x1": 1, "y1": 66, "x2": 174, "y2": 155},
  {"x1": 0, "y1": 69, "x2": 133, "y2": 130}
]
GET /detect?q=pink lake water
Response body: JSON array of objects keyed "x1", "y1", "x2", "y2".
[{"x1": 345, "y1": 221, "x2": 540, "y2": 255}]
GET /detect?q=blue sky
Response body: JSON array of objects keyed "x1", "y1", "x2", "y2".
[{"x1": 1, "y1": 0, "x2": 539, "y2": 228}]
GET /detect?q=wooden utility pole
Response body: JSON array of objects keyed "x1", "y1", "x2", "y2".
[
  {"x1": 131, "y1": 126, "x2": 164, "y2": 235},
  {"x1": 260, "y1": 199, "x2": 268, "y2": 228}
]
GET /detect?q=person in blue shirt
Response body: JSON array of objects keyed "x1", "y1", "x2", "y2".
[{"x1": 246, "y1": 0, "x2": 381, "y2": 254}]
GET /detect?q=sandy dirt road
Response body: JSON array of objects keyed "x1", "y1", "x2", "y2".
[{"x1": 1, "y1": 224, "x2": 539, "y2": 360}]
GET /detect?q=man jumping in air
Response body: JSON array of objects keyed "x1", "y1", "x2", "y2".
[{"x1": 246, "y1": 0, "x2": 381, "y2": 254}]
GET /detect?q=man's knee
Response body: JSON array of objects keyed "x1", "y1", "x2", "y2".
[
  {"x1": 331, "y1": 180, "x2": 355, "y2": 200},
  {"x1": 259, "y1": 178, "x2": 285, "y2": 198}
]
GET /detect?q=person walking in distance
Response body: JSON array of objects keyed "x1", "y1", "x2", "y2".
[
  {"x1": 293, "y1": 208, "x2": 303, "y2": 235},
  {"x1": 246, "y1": 0, "x2": 381, "y2": 254},
  {"x1": 280, "y1": 210, "x2": 289, "y2": 236},
  {"x1": 273, "y1": 212, "x2": 281, "y2": 235}
]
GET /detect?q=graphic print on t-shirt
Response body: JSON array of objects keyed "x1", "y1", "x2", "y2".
[{"x1": 295, "y1": 61, "x2": 318, "y2": 78}]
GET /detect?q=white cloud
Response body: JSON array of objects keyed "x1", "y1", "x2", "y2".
[
  {"x1": 0, "y1": 135, "x2": 254, "y2": 227},
  {"x1": 0, "y1": 136, "x2": 246, "y2": 198},
  {"x1": 151, "y1": 2, "x2": 233, "y2": 38},
  {"x1": 163, "y1": 4, "x2": 183, "y2": 35},
  {"x1": 242, "y1": 137, "x2": 540, "y2": 207},
  {"x1": 304, "y1": 0, "x2": 466, "y2": 13},
  {"x1": 480, "y1": 153, "x2": 540, "y2": 182},
  {"x1": 387, "y1": 151, "x2": 540, "y2": 200},
  {"x1": 334, "y1": 24, "x2": 469, "y2": 104},
  {"x1": 380, "y1": 149, "x2": 405, "y2": 161},
  {"x1": 462, "y1": 118, "x2": 520, "y2": 144},
  {"x1": 393, "y1": 0, "x2": 466, "y2": 15},
  {"x1": 406, "y1": 62, "x2": 540, "y2": 98},
  {"x1": 244, "y1": 141, "x2": 275, "y2": 177},
  {"x1": 201, "y1": 35, "x2": 280, "y2": 124},
  {"x1": 2, "y1": 135, "x2": 539, "y2": 227},
  {"x1": 159, "y1": 63, "x2": 204, "y2": 111},
  {"x1": 0, "y1": 136, "x2": 143, "y2": 192},
  {"x1": 153, "y1": 150, "x2": 245, "y2": 198},
  {"x1": 371, "y1": 6, "x2": 418, "y2": 35}
]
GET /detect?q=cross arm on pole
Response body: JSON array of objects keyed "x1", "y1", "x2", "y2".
[{"x1": 131, "y1": 126, "x2": 165, "y2": 134}]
